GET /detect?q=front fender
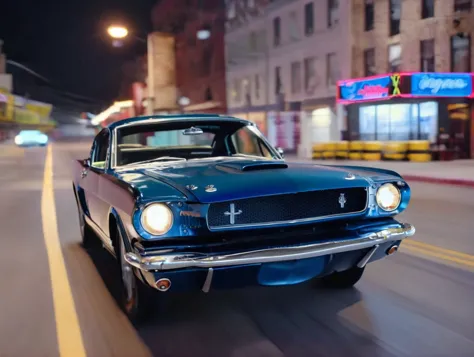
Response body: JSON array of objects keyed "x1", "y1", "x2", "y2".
[{"x1": 109, "y1": 207, "x2": 149, "y2": 285}]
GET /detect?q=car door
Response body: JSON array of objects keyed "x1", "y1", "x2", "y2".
[{"x1": 82, "y1": 129, "x2": 110, "y2": 235}]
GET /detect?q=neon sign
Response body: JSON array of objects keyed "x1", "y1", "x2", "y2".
[
  {"x1": 391, "y1": 73, "x2": 401, "y2": 95},
  {"x1": 338, "y1": 75, "x2": 393, "y2": 102},
  {"x1": 357, "y1": 85, "x2": 389, "y2": 97},
  {"x1": 337, "y1": 72, "x2": 474, "y2": 104},
  {"x1": 411, "y1": 73, "x2": 472, "y2": 97}
]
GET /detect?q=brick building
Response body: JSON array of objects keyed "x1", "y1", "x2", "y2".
[{"x1": 150, "y1": 0, "x2": 227, "y2": 114}]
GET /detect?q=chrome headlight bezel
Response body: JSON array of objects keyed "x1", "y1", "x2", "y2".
[
  {"x1": 140, "y1": 203, "x2": 174, "y2": 236},
  {"x1": 376, "y1": 183, "x2": 402, "y2": 212}
]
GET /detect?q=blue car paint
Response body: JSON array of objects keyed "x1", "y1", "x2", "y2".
[
  {"x1": 112, "y1": 158, "x2": 410, "y2": 240},
  {"x1": 74, "y1": 114, "x2": 413, "y2": 293}
]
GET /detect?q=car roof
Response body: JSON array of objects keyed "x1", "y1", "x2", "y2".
[{"x1": 107, "y1": 114, "x2": 254, "y2": 130}]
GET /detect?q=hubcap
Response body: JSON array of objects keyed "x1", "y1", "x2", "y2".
[{"x1": 120, "y1": 236, "x2": 134, "y2": 302}]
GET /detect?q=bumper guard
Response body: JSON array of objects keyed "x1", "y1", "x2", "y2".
[{"x1": 124, "y1": 223, "x2": 415, "y2": 272}]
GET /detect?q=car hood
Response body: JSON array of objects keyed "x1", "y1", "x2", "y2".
[{"x1": 124, "y1": 157, "x2": 401, "y2": 204}]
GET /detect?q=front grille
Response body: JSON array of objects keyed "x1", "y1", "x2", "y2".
[{"x1": 207, "y1": 187, "x2": 368, "y2": 229}]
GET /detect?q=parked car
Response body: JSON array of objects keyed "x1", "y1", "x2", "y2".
[
  {"x1": 72, "y1": 114, "x2": 415, "y2": 323},
  {"x1": 14, "y1": 130, "x2": 48, "y2": 147}
]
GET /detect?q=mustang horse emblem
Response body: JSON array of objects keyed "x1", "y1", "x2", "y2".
[
  {"x1": 224, "y1": 203, "x2": 242, "y2": 225},
  {"x1": 338, "y1": 193, "x2": 347, "y2": 208}
]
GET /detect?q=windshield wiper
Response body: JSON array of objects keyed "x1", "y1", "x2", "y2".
[{"x1": 126, "y1": 156, "x2": 187, "y2": 166}]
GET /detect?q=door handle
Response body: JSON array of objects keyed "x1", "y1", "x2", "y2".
[{"x1": 81, "y1": 169, "x2": 88, "y2": 179}]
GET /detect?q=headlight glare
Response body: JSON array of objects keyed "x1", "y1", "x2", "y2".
[
  {"x1": 140, "y1": 203, "x2": 173, "y2": 235},
  {"x1": 376, "y1": 183, "x2": 401, "y2": 211}
]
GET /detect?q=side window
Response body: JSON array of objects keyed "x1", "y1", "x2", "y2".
[
  {"x1": 230, "y1": 127, "x2": 273, "y2": 158},
  {"x1": 91, "y1": 130, "x2": 110, "y2": 169}
]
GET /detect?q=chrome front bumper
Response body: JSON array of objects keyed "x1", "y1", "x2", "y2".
[{"x1": 124, "y1": 223, "x2": 415, "y2": 272}]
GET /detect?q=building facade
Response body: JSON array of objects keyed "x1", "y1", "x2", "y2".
[
  {"x1": 226, "y1": 0, "x2": 474, "y2": 159},
  {"x1": 225, "y1": 0, "x2": 352, "y2": 156},
  {"x1": 151, "y1": 0, "x2": 227, "y2": 114},
  {"x1": 343, "y1": 0, "x2": 474, "y2": 159}
]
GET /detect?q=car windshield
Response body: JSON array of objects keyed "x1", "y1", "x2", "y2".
[
  {"x1": 19, "y1": 130, "x2": 42, "y2": 136},
  {"x1": 115, "y1": 119, "x2": 279, "y2": 166}
]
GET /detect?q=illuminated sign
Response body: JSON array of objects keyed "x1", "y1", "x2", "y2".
[
  {"x1": 411, "y1": 73, "x2": 473, "y2": 97},
  {"x1": 338, "y1": 75, "x2": 394, "y2": 102}
]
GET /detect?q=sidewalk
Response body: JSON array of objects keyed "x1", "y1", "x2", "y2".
[{"x1": 285, "y1": 155, "x2": 474, "y2": 188}]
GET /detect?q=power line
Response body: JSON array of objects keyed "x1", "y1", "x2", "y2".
[{"x1": 6, "y1": 60, "x2": 106, "y2": 105}]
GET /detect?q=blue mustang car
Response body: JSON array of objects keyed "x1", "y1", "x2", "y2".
[{"x1": 73, "y1": 114, "x2": 415, "y2": 323}]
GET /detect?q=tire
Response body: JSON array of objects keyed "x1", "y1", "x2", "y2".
[
  {"x1": 116, "y1": 227, "x2": 154, "y2": 325},
  {"x1": 320, "y1": 266, "x2": 365, "y2": 289},
  {"x1": 74, "y1": 187, "x2": 95, "y2": 249}
]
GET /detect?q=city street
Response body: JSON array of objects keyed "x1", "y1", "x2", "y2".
[{"x1": 1, "y1": 142, "x2": 474, "y2": 357}]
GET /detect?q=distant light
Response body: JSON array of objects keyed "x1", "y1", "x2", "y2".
[
  {"x1": 107, "y1": 26, "x2": 129, "y2": 39},
  {"x1": 178, "y1": 96, "x2": 190, "y2": 106},
  {"x1": 197, "y1": 29, "x2": 211, "y2": 40}
]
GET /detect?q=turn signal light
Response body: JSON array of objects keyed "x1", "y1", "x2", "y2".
[{"x1": 155, "y1": 278, "x2": 171, "y2": 291}]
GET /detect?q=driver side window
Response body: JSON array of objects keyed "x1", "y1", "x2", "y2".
[
  {"x1": 91, "y1": 130, "x2": 110, "y2": 169},
  {"x1": 230, "y1": 127, "x2": 272, "y2": 158}
]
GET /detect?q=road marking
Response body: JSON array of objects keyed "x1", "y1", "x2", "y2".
[
  {"x1": 41, "y1": 144, "x2": 87, "y2": 357},
  {"x1": 404, "y1": 239, "x2": 474, "y2": 262},
  {"x1": 401, "y1": 239, "x2": 474, "y2": 268}
]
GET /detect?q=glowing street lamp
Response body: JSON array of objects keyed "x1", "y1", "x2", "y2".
[{"x1": 107, "y1": 25, "x2": 129, "y2": 39}]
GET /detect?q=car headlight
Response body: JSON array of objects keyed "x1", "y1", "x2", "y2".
[
  {"x1": 376, "y1": 183, "x2": 401, "y2": 211},
  {"x1": 14, "y1": 136, "x2": 23, "y2": 145},
  {"x1": 140, "y1": 203, "x2": 173, "y2": 235}
]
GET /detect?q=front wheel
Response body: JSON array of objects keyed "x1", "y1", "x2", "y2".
[
  {"x1": 116, "y1": 228, "x2": 154, "y2": 324},
  {"x1": 320, "y1": 266, "x2": 365, "y2": 289}
]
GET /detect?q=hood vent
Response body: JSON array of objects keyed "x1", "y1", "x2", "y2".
[{"x1": 216, "y1": 161, "x2": 288, "y2": 172}]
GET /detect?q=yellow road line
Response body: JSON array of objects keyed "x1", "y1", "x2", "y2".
[
  {"x1": 401, "y1": 242, "x2": 474, "y2": 268},
  {"x1": 404, "y1": 239, "x2": 474, "y2": 262},
  {"x1": 41, "y1": 144, "x2": 87, "y2": 357}
]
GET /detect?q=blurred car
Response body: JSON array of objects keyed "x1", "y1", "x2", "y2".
[
  {"x1": 72, "y1": 114, "x2": 415, "y2": 323},
  {"x1": 14, "y1": 130, "x2": 49, "y2": 147}
]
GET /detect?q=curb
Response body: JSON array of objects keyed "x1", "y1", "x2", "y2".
[{"x1": 401, "y1": 175, "x2": 474, "y2": 188}]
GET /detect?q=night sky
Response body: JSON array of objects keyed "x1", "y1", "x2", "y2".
[{"x1": 0, "y1": 0, "x2": 156, "y2": 110}]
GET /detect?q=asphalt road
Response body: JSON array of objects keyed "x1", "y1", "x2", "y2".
[{"x1": 1, "y1": 142, "x2": 474, "y2": 357}]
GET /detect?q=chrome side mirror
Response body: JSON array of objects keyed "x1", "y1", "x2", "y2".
[
  {"x1": 84, "y1": 158, "x2": 91, "y2": 167},
  {"x1": 277, "y1": 147, "x2": 285, "y2": 158}
]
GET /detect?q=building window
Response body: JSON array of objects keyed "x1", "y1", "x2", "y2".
[
  {"x1": 304, "y1": 57, "x2": 317, "y2": 94},
  {"x1": 454, "y1": 0, "x2": 472, "y2": 12},
  {"x1": 291, "y1": 61, "x2": 302, "y2": 94},
  {"x1": 249, "y1": 31, "x2": 257, "y2": 52},
  {"x1": 326, "y1": 53, "x2": 338, "y2": 86},
  {"x1": 275, "y1": 66, "x2": 282, "y2": 95},
  {"x1": 233, "y1": 79, "x2": 241, "y2": 102},
  {"x1": 420, "y1": 39, "x2": 435, "y2": 71},
  {"x1": 243, "y1": 79, "x2": 251, "y2": 106},
  {"x1": 364, "y1": 48, "x2": 376, "y2": 76},
  {"x1": 421, "y1": 0, "x2": 434, "y2": 18},
  {"x1": 273, "y1": 17, "x2": 281, "y2": 47},
  {"x1": 200, "y1": 44, "x2": 213, "y2": 76},
  {"x1": 388, "y1": 43, "x2": 401, "y2": 71},
  {"x1": 451, "y1": 35, "x2": 471, "y2": 72},
  {"x1": 254, "y1": 74, "x2": 260, "y2": 100},
  {"x1": 205, "y1": 87, "x2": 213, "y2": 101},
  {"x1": 389, "y1": 0, "x2": 401, "y2": 36},
  {"x1": 358, "y1": 102, "x2": 438, "y2": 142},
  {"x1": 364, "y1": 0, "x2": 374, "y2": 31},
  {"x1": 304, "y1": 2, "x2": 314, "y2": 36},
  {"x1": 327, "y1": 0, "x2": 339, "y2": 28},
  {"x1": 288, "y1": 11, "x2": 299, "y2": 42}
]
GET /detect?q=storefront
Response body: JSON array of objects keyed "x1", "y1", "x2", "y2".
[{"x1": 337, "y1": 72, "x2": 474, "y2": 159}]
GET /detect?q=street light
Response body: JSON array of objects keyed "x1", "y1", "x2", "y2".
[{"x1": 107, "y1": 25, "x2": 129, "y2": 39}]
